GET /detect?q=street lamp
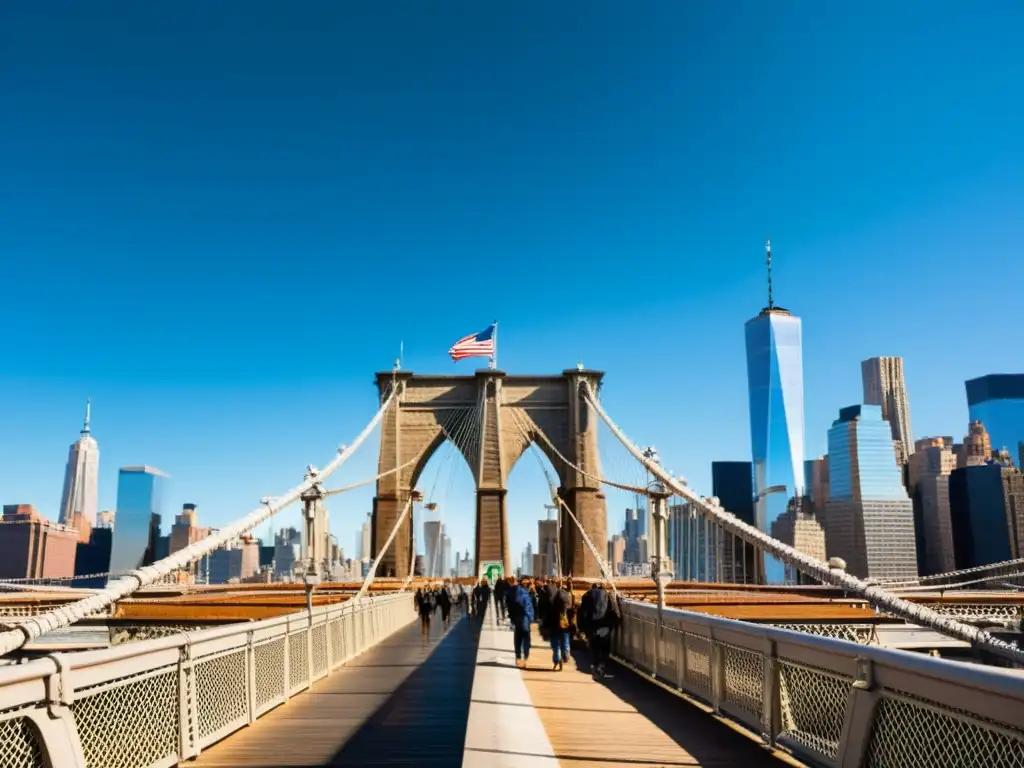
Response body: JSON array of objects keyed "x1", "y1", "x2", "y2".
[{"x1": 646, "y1": 478, "x2": 674, "y2": 682}]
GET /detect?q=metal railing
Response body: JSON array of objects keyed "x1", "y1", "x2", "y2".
[
  {"x1": 0, "y1": 592, "x2": 415, "y2": 768},
  {"x1": 615, "y1": 599, "x2": 1024, "y2": 768}
]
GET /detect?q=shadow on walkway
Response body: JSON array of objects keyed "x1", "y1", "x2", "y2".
[
  {"x1": 326, "y1": 610, "x2": 481, "y2": 766},
  {"x1": 559, "y1": 643, "x2": 782, "y2": 766}
]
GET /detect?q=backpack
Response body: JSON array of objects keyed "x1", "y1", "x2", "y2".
[
  {"x1": 556, "y1": 589, "x2": 571, "y2": 630},
  {"x1": 589, "y1": 588, "x2": 610, "y2": 626}
]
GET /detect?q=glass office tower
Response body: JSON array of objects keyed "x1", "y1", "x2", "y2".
[
  {"x1": 745, "y1": 307, "x2": 805, "y2": 583},
  {"x1": 826, "y1": 405, "x2": 917, "y2": 580},
  {"x1": 966, "y1": 374, "x2": 1024, "y2": 466},
  {"x1": 109, "y1": 466, "x2": 170, "y2": 574}
]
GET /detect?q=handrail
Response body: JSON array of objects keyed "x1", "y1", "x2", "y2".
[
  {"x1": 0, "y1": 593, "x2": 416, "y2": 768},
  {"x1": 615, "y1": 598, "x2": 1024, "y2": 767}
]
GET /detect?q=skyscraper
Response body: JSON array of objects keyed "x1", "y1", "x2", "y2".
[
  {"x1": 712, "y1": 461, "x2": 756, "y2": 583},
  {"x1": 423, "y1": 520, "x2": 445, "y2": 577},
  {"x1": 538, "y1": 515, "x2": 558, "y2": 577},
  {"x1": 58, "y1": 399, "x2": 100, "y2": 527},
  {"x1": 966, "y1": 375, "x2": 1024, "y2": 465},
  {"x1": 745, "y1": 240, "x2": 805, "y2": 584},
  {"x1": 957, "y1": 420, "x2": 992, "y2": 468},
  {"x1": 109, "y1": 466, "x2": 170, "y2": 574},
  {"x1": 360, "y1": 512, "x2": 372, "y2": 563},
  {"x1": 949, "y1": 461, "x2": 1024, "y2": 569},
  {"x1": 824, "y1": 405, "x2": 917, "y2": 580},
  {"x1": 908, "y1": 437, "x2": 956, "y2": 575},
  {"x1": 667, "y1": 502, "x2": 717, "y2": 581},
  {"x1": 861, "y1": 357, "x2": 913, "y2": 466}
]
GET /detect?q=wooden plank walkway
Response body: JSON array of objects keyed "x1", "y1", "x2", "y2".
[
  {"x1": 463, "y1": 605, "x2": 558, "y2": 767},
  {"x1": 193, "y1": 603, "x2": 790, "y2": 767},
  {"x1": 193, "y1": 609, "x2": 476, "y2": 767},
  {"x1": 519, "y1": 626, "x2": 787, "y2": 767}
]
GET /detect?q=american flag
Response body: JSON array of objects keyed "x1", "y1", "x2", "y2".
[{"x1": 448, "y1": 323, "x2": 496, "y2": 362}]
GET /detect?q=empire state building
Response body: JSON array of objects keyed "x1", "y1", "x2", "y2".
[{"x1": 58, "y1": 399, "x2": 100, "y2": 527}]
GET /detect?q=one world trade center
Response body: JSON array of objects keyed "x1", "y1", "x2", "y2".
[{"x1": 744, "y1": 239, "x2": 806, "y2": 584}]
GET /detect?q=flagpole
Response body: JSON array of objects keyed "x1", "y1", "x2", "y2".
[{"x1": 489, "y1": 320, "x2": 498, "y2": 370}]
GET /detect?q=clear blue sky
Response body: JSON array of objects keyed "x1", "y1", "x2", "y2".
[{"x1": 1, "y1": 2, "x2": 1022, "y2": 565}]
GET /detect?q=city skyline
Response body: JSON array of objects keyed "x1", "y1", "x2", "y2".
[{"x1": 1, "y1": 3, "x2": 1022, "y2": 564}]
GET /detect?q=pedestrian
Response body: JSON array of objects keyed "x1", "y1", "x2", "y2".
[
  {"x1": 493, "y1": 575, "x2": 508, "y2": 623},
  {"x1": 472, "y1": 578, "x2": 491, "y2": 619},
  {"x1": 578, "y1": 581, "x2": 620, "y2": 678},
  {"x1": 437, "y1": 582, "x2": 452, "y2": 628},
  {"x1": 537, "y1": 578, "x2": 555, "y2": 643},
  {"x1": 415, "y1": 587, "x2": 436, "y2": 636},
  {"x1": 543, "y1": 578, "x2": 574, "y2": 671},
  {"x1": 505, "y1": 576, "x2": 535, "y2": 668}
]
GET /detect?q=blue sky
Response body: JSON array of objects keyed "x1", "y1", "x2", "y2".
[{"x1": 1, "y1": 2, "x2": 1022, "y2": 565}]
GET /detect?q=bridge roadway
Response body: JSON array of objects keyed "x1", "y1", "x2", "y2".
[{"x1": 192, "y1": 605, "x2": 787, "y2": 768}]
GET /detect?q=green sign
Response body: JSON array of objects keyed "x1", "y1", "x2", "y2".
[{"x1": 481, "y1": 561, "x2": 504, "y2": 584}]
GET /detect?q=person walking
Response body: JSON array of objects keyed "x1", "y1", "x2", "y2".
[
  {"x1": 578, "y1": 581, "x2": 620, "y2": 678},
  {"x1": 536, "y1": 578, "x2": 555, "y2": 644},
  {"x1": 543, "y1": 579, "x2": 574, "y2": 671},
  {"x1": 415, "y1": 587, "x2": 436, "y2": 636},
  {"x1": 505, "y1": 577, "x2": 535, "y2": 668},
  {"x1": 472, "y1": 578, "x2": 491, "y2": 619},
  {"x1": 437, "y1": 582, "x2": 453, "y2": 628},
  {"x1": 493, "y1": 575, "x2": 508, "y2": 624}
]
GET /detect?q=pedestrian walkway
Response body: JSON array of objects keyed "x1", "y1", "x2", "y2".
[
  {"x1": 189, "y1": 601, "x2": 790, "y2": 767},
  {"x1": 463, "y1": 606, "x2": 558, "y2": 767},
  {"x1": 193, "y1": 609, "x2": 475, "y2": 767},
  {"x1": 519, "y1": 624, "x2": 786, "y2": 767}
]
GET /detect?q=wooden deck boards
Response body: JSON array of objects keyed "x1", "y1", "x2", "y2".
[
  {"x1": 191, "y1": 607, "x2": 788, "y2": 768},
  {"x1": 519, "y1": 627, "x2": 784, "y2": 767},
  {"x1": 193, "y1": 609, "x2": 476, "y2": 767}
]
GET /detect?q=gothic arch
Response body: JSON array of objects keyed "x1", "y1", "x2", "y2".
[{"x1": 372, "y1": 368, "x2": 607, "y2": 579}]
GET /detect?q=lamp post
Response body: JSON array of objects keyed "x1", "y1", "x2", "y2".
[
  {"x1": 647, "y1": 478, "x2": 674, "y2": 681},
  {"x1": 299, "y1": 468, "x2": 327, "y2": 619}
]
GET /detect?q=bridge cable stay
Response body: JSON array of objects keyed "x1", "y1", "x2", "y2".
[
  {"x1": 416, "y1": 406, "x2": 480, "y2": 587},
  {"x1": 0, "y1": 384, "x2": 402, "y2": 656},
  {"x1": 429, "y1": 408, "x2": 483, "y2": 579},
  {"x1": 398, "y1": 408, "x2": 472, "y2": 591},
  {"x1": 377, "y1": 403, "x2": 481, "y2": 593},
  {"x1": 890, "y1": 570, "x2": 1024, "y2": 593},
  {"x1": 506, "y1": 410, "x2": 619, "y2": 595},
  {"x1": 578, "y1": 381, "x2": 1024, "y2": 664},
  {"x1": 878, "y1": 556, "x2": 1024, "y2": 587},
  {"x1": 357, "y1": 500, "x2": 412, "y2": 599},
  {"x1": 507, "y1": 407, "x2": 648, "y2": 495}
]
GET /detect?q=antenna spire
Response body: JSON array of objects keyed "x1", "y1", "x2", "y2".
[
  {"x1": 765, "y1": 238, "x2": 774, "y2": 309},
  {"x1": 82, "y1": 397, "x2": 92, "y2": 435}
]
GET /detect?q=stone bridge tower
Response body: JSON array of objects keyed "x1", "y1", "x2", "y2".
[{"x1": 372, "y1": 368, "x2": 607, "y2": 579}]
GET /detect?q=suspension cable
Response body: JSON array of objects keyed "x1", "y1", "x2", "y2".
[
  {"x1": 357, "y1": 496, "x2": 414, "y2": 600},
  {"x1": 323, "y1": 456, "x2": 418, "y2": 497},
  {"x1": 879, "y1": 556, "x2": 1024, "y2": 587},
  {"x1": 0, "y1": 387, "x2": 400, "y2": 656},
  {"x1": 507, "y1": 408, "x2": 647, "y2": 494},
  {"x1": 506, "y1": 412, "x2": 619, "y2": 594},
  {"x1": 578, "y1": 381, "x2": 1024, "y2": 665}
]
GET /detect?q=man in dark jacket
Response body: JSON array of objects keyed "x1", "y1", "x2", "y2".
[
  {"x1": 504, "y1": 577, "x2": 535, "y2": 667},
  {"x1": 578, "y1": 581, "x2": 620, "y2": 678},
  {"x1": 536, "y1": 578, "x2": 555, "y2": 641},
  {"x1": 472, "y1": 579, "x2": 492, "y2": 620},
  {"x1": 493, "y1": 576, "x2": 508, "y2": 623},
  {"x1": 542, "y1": 579, "x2": 574, "y2": 671}
]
